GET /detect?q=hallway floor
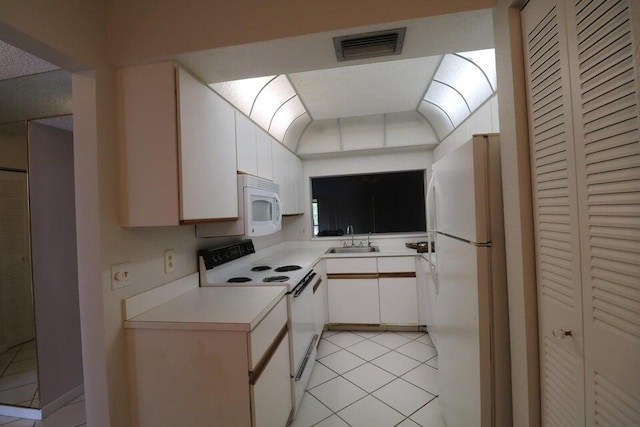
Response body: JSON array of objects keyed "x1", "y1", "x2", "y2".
[
  {"x1": 292, "y1": 330, "x2": 446, "y2": 427},
  {"x1": 0, "y1": 341, "x2": 38, "y2": 408}
]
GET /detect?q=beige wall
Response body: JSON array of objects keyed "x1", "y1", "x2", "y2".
[{"x1": 107, "y1": 0, "x2": 495, "y2": 65}]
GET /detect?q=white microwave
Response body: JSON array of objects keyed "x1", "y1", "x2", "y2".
[
  {"x1": 241, "y1": 175, "x2": 281, "y2": 236},
  {"x1": 195, "y1": 175, "x2": 281, "y2": 238}
]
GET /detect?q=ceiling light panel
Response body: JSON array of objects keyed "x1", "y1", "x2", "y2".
[
  {"x1": 458, "y1": 49, "x2": 497, "y2": 90},
  {"x1": 0, "y1": 41, "x2": 59, "y2": 80},
  {"x1": 418, "y1": 100, "x2": 454, "y2": 140},
  {"x1": 269, "y1": 96, "x2": 306, "y2": 141},
  {"x1": 210, "y1": 75, "x2": 275, "y2": 116},
  {"x1": 250, "y1": 75, "x2": 297, "y2": 130},
  {"x1": 289, "y1": 56, "x2": 439, "y2": 120},
  {"x1": 435, "y1": 54, "x2": 493, "y2": 111},
  {"x1": 283, "y1": 113, "x2": 311, "y2": 152},
  {"x1": 424, "y1": 81, "x2": 469, "y2": 127}
]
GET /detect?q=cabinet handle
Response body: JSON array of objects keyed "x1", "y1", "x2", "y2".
[
  {"x1": 313, "y1": 277, "x2": 322, "y2": 294},
  {"x1": 552, "y1": 329, "x2": 572, "y2": 340}
]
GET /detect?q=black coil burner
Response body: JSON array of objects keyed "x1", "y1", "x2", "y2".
[
  {"x1": 227, "y1": 277, "x2": 252, "y2": 283},
  {"x1": 274, "y1": 265, "x2": 302, "y2": 273},
  {"x1": 251, "y1": 265, "x2": 272, "y2": 272},
  {"x1": 263, "y1": 276, "x2": 290, "y2": 283}
]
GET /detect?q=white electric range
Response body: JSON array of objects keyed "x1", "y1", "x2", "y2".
[{"x1": 198, "y1": 240, "x2": 320, "y2": 416}]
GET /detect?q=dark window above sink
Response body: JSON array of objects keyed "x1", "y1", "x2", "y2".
[{"x1": 311, "y1": 170, "x2": 426, "y2": 237}]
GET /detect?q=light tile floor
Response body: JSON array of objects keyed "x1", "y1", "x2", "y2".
[
  {"x1": 0, "y1": 341, "x2": 39, "y2": 408},
  {"x1": 0, "y1": 341, "x2": 85, "y2": 427},
  {"x1": 293, "y1": 330, "x2": 446, "y2": 427}
]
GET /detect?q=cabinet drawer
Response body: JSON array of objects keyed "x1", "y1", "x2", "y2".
[
  {"x1": 377, "y1": 256, "x2": 416, "y2": 273},
  {"x1": 249, "y1": 297, "x2": 287, "y2": 370},
  {"x1": 326, "y1": 257, "x2": 377, "y2": 274}
]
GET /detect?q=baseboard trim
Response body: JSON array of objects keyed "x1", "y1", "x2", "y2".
[{"x1": 40, "y1": 383, "x2": 84, "y2": 418}]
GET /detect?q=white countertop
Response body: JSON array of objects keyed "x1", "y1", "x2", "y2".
[{"x1": 124, "y1": 286, "x2": 287, "y2": 332}]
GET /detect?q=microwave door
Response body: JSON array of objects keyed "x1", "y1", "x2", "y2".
[{"x1": 244, "y1": 188, "x2": 282, "y2": 236}]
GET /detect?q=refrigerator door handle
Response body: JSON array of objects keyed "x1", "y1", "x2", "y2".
[{"x1": 426, "y1": 172, "x2": 439, "y2": 294}]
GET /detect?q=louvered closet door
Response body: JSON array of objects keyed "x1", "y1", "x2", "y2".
[
  {"x1": 521, "y1": 1, "x2": 586, "y2": 426},
  {"x1": 565, "y1": 0, "x2": 640, "y2": 424}
]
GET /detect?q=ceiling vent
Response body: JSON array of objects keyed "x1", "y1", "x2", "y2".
[{"x1": 334, "y1": 28, "x2": 406, "y2": 62}]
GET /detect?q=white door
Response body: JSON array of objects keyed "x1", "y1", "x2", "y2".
[
  {"x1": 522, "y1": 1, "x2": 586, "y2": 425},
  {"x1": 523, "y1": 0, "x2": 640, "y2": 424},
  {"x1": 0, "y1": 170, "x2": 34, "y2": 349},
  {"x1": 565, "y1": 0, "x2": 640, "y2": 422}
]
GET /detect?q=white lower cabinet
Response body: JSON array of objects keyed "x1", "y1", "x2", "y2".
[
  {"x1": 127, "y1": 297, "x2": 291, "y2": 427},
  {"x1": 328, "y1": 278, "x2": 380, "y2": 324},
  {"x1": 251, "y1": 331, "x2": 291, "y2": 427},
  {"x1": 326, "y1": 256, "x2": 419, "y2": 326},
  {"x1": 379, "y1": 277, "x2": 419, "y2": 324}
]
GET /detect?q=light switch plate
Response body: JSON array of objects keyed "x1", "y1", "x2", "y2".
[
  {"x1": 111, "y1": 262, "x2": 132, "y2": 290},
  {"x1": 164, "y1": 250, "x2": 176, "y2": 274}
]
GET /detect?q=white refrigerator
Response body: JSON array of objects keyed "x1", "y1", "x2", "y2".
[{"x1": 428, "y1": 134, "x2": 512, "y2": 427}]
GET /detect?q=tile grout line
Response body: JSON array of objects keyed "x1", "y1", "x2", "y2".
[{"x1": 306, "y1": 331, "x2": 438, "y2": 426}]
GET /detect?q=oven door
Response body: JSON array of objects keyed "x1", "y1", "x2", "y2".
[
  {"x1": 290, "y1": 272, "x2": 318, "y2": 413},
  {"x1": 244, "y1": 187, "x2": 281, "y2": 236}
]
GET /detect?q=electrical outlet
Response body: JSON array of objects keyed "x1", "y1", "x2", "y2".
[
  {"x1": 111, "y1": 262, "x2": 132, "y2": 290},
  {"x1": 164, "y1": 250, "x2": 176, "y2": 274}
]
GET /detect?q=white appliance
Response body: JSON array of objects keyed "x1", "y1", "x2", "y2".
[
  {"x1": 427, "y1": 134, "x2": 512, "y2": 427},
  {"x1": 196, "y1": 175, "x2": 281, "y2": 237},
  {"x1": 198, "y1": 241, "x2": 319, "y2": 416}
]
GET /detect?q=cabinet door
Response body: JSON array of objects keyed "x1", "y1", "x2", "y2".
[
  {"x1": 282, "y1": 149, "x2": 298, "y2": 215},
  {"x1": 271, "y1": 141, "x2": 285, "y2": 203},
  {"x1": 178, "y1": 68, "x2": 238, "y2": 221},
  {"x1": 379, "y1": 277, "x2": 418, "y2": 325},
  {"x1": 252, "y1": 331, "x2": 292, "y2": 427},
  {"x1": 118, "y1": 62, "x2": 180, "y2": 226},
  {"x1": 294, "y1": 154, "x2": 305, "y2": 214},
  {"x1": 328, "y1": 279, "x2": 380, "y2": 324},
  {"x1": 256, "y1": 129, "x2": 273, "y2": 180},
  {"x1": 235, "y1": 112, "x2": 257, "y2": 176}
]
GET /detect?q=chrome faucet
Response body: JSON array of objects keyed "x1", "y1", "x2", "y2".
[
  {"x1": 367, "y1": 232, "x2": 372, "y2": 247},
  {"x1": 346, "y1": 225, "x2": 354, "y2": 247}
]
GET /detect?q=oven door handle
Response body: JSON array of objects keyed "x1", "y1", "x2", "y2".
[
  {"x1": 294, "y1": 334, "x2": 319, "y2": 381},
  {"x1": 293, "y1": 272, "x2": 316, "y2": 298}
]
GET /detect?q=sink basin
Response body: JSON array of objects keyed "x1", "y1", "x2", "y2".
[{"x1": 326, "y1": 246, "x2": 380, "y2": 254}]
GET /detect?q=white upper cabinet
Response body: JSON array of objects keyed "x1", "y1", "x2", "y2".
[
  {"x1": 177, "y1": 68, "x2": 238, "y2": 222},
  {"x1": 271, "y1": 141, "x2": 304, "y2": 215},
  {"x1": 236, "y1": 113, "x2": 273, "y2": 181},
  {"x1": 118, "y1": 62, "x2": 238, "y2": 226},
  {"x1": 235, "y1": 112, "x2": 257, "y2": 176},
  {"x1": 256, "y1": 128, "x2": 273, "y2": 181}
]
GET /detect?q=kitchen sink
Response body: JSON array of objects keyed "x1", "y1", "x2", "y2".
[{"x1": 325, "y1": 246, "x2": 380, "y2": 254}]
